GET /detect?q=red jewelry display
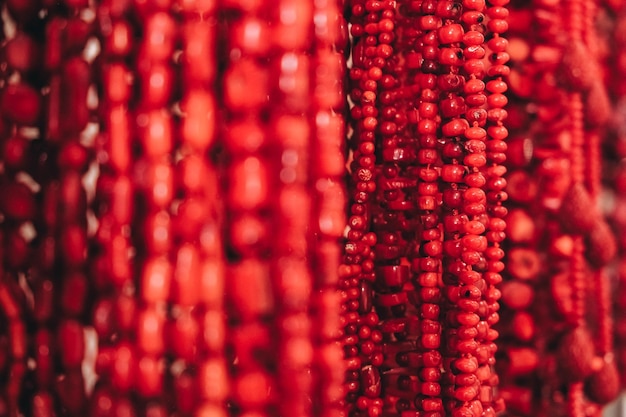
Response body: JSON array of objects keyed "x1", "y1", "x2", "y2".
[{"x1": 2, "y1": 1, "x2": 626, "y2": 417}]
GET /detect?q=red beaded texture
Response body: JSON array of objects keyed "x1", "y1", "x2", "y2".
[{"x1": 2, "y1": 2, "x2": 626, "y2": 417}]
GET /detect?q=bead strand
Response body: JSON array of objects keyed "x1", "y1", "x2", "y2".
[
  {"x1": 310, "y1": 1, "x2": 349, "y2": 417},
  {"x1": 132, "y1": 2, "x2": 177, "y2": 412},
  {"x1": 433, "y1": 3, "x2": 484, "y2": 415},
  {"x1": 480, "y1": 1, "x2": 510, "y2": 415},
  {"x1": 268, "y1": 2, "x2": 316, "y2": 417},
  {"x1": 221, "y1": 3, "x2": 275, "y2": 417},
  {"x1": 370, "y1": 2, "x2": 420, "y2": 413},
  {"x1": 174, "y1": 2, "x2": 225, "y2": 417},
  {"x1": 48, "y1": 0, "x2": 98, "y2": 413},
  {"x1": 91, "y1": 0, "x2": 137, "y2": 413},
  {"x1": 341, "y1": 1, "x2": 392, "y2": 416},
  {"x1": 1, "y1": 2, "x2": 53, "y2": 414},
  {"x1": 563, "y1": 0, "x2": 591, "y2": 415},
  {"x1": 404, "y1": 2, "x2": 445, "y2": 415}
]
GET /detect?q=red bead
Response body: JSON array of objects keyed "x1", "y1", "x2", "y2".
[
  {"x1": 228, "y1": 260, "x2": 273, "y2": 319},
  {"x1": 441, "y1": 165, "x2": 466, "y2": 182},
  {"x1": 138, "y1": 306, "x2": 165, "y2": 353},
  {"x1": 32, "y1": 332, "x2": 51, "y2": 386},
  {"x1": 224, "y1": 58, "x2": 269, "y2": 111},
  {"x1": 500, "y1": 281, "x2": 534, "y2": 310},
  {"x1": 557, "y1": 327, "x2": 597, "y2": 381},
  {"x1": 438, "y1": 23, "x2": 464, "y2": 44},
  {"x1": 169, "y1": 309, "x2": 200, "y2": 361},
  {"x1": 1, "y1": 83, "x2": 41, "y2": 125},
  {"x1": 58, "y1": 320, "x2": 84, "y2": 368},
  {"x1": 31, "y1": 391, "x2": 55, "y2": 417},
  {"x1": 0, "y1": 182, "x2": 35, "y2": 221},
  {"x1": 182, "y1": 21, "x2": 216, "y2": 83},
  {"x1": 103, "y1": 20, "x2": 133, "y2": 56},
  {"x1": 136, "y1": 356, "x2": 164, "y2": 397},
  {"x1": 137, "y1": 110, "x2": 173, "y2": 158},
  {"x1": 141, "y1": 257, "x2": 172, "y2": 303},
  {"x1": 199, "y1": 258, "x2": 225, "y2": 308},
  {"x1": 272, "y1": 0, "x2": 313, "y2": 49},
  {"x1": 230, "y1": 16, "x2": 271, "y2": 56},
  {"x1": 228, "y1": 157, "x2": 269, "y2": 210},
  {"x1": 174, "y1": 371, "x2": 198, "y2": 414},
  {"x1": 61, "y1": 273, "x2": 88, "y2": 317},
  {"x1": 111, "y1": 343, "x2": 135, "y2": 391},
  {"x1": 106, "y1": 106, "x2": 132, "y2": 172},
  {"x1": 5, "y1": 34, "x2": 40, "y2": 72},
  {"x1": 144, "y1": 211, "x2": 171, "y2": 255},
  {"x1": 139, "y1": 13, "x2": 176, "y2": 61},
  {"x1": 172, "y1": 244, "x2": 201, "y2": 305}
]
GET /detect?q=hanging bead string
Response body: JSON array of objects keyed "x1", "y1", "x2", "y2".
[
  {"x1": 480, "y1": 1, "x2": 510, "y2": 415},
  {"x1": 310, "y1": 1, "x2": 349, "y2": 416},
  {"x1": 221, "y1": 2, "x2": 276, "y2": 417},
  {"x1": 169, "y1": 6, "x2": 210, "y2": 417},
  {"x1": 398, "y1": 2, "x2": 445, "y2": 415},
  {"x1": 371, "y1": 2, "x2": 421, "y2": 414},
  {"x1": 174, "y1": 2, "x2": 224, "y2": 417},
  {"x1": 563, "y1": 0, "x2": 593, "y2": 415},
  {"x1": 371, "y1": 1, "x2": 430, "y2": 416},
  {"x1": 341, "y1": 1, "x2": 390, "y2": 416},
  {"x1": 0, "y1": 1, "x2": 52, "y2": 413},
  {"x1": 432, "y1": 2, "x2": 488, "y2": 415},
  {"x1": 268, "y1": 2, "x2": 316, "y2": 416},
  {"x1": 48, "y1": 0, "x2": 97, "y2": 413},
  {"x1": 91, "y1": 0, "x2": 137, "y2": 413},
  {"x1": 132, "y1": 1, "x2": 177, "y2": 412}
]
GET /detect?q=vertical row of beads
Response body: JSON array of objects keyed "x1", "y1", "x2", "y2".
[
  {"x1": 372, "y1": 2, "x2": 422, "y2": 416},
  {"x1": 371, "y1": 2, "x2": 422, "y2": 416},
  {"x1": 221, "y1": 2, "x2": 275, "y2": 417},
  {"x1": 455, "y1": 2, "x2": 492, "y2": 414},
  {"x1": 310, "y1": 1, "x2": 349, "y2": 416},
  {"x1": 133, "y1": 3, "x2": 176, "y2": 412},
  {"x1": 91, "y1": 0, "x2": 137, "y2": 412},
  {"x1": 408, "y1": 2, "x2": 445, "y2": 415},
  {"x1": 480, "y1": 1, "x2": 509, "y2": 414},
  {"x1": 342, "y1": 0, "x2": 386, "y2": 415},
  {"x1": 365, "y1": 1, "x2": 419, "y2": 416},
  {"x1": 51, "y1": 0, "x2": 94, "y2": 412},
  {"x1": 372, "y1": 2, "x2": 420, "y2": 415},
  {"x1": 562, "y1": 15, "x2": 588, "y2": 417},
  {"x1": 0, "y1": 0, "x2": 44, "y2": 413},
  {"x1": 174, "y1": 2, "x2": 224, "y2": 417},
  {"x1": 269, "y1": 1, "x2": 314, "y2": 416},
  {"x1": 433, "y1": 2, "x2": 480, "y2": 415}
]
